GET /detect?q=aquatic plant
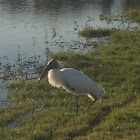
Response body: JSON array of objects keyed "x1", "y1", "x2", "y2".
[{"x1": 79, "y1": 27, "x2": 115, "y2": 38}]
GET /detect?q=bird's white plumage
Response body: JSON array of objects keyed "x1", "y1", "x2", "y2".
[{"x1": 48, "y1": 68, "x2": 105, "y2": 101}]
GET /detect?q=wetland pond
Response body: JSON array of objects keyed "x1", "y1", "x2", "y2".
[{"x1": 0, "y1": 0, "x2": 140, "y2": 107}]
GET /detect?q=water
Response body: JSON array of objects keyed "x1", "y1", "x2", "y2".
[
  {"x1": 0, "y1": 0, "x2": 140, "y2": 107},
  {"x1": 0, "y1": 0, "x2": 140, "y2": 59}
]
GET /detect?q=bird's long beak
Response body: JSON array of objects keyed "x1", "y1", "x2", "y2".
[{"x1": 38, "y1": 64, "x2": 51, "y2": 83}]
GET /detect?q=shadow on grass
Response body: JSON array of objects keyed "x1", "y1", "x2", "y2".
[{"x1": 68, "y1": 105, "x2": 112, "y2": 139}]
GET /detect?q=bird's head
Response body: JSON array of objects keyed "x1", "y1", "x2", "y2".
[{"x1": 38, "y1": 59, "x2": 58, "y2": 82}]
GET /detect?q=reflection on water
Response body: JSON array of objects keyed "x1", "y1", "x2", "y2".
[
  {"x1": 0, "y1": 0, "x2": 140, "y2": 107},
  {"x1": 126, "y1": 0, "x2": 140, "y2": 9}
]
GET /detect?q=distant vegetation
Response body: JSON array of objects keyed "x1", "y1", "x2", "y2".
[
  {"x1": 0, "y1": 10, "x2": 140, "y2": 140},
  {"x1": 125, "y1": 9, "x2": 140, "y2": 23}
]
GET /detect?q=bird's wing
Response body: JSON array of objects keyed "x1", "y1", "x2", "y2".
[{"x1": 60, "y1": 68, "x2": 93, "y2": 94}]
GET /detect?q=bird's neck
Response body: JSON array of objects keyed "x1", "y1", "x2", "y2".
[{"x1": 48, "y1": 69, "x2": 63, "y2": 88}]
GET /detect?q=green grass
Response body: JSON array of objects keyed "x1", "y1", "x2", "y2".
[
  {"x1": 0, "y1": 29, "x2": 139, "y2": 140},
  {"x1": 78, "y1": 27, "x2": 115, "y2": 38},
  {"x1": 125, "y1": 9, "x2": 140, "y2": 23}
]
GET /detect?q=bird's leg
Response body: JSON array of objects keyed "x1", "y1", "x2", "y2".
[{"x1": 74, "y1": 95, "x2": 79, "y2": 115}]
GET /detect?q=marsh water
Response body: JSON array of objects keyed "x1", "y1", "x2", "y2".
[{"x1": 0, "y1": 0, "x2": 140, "y2": 107}]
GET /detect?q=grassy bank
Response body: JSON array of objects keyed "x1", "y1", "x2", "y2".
[{"x1": 0, "y1": 29, "x2": 139, "y2": 139}]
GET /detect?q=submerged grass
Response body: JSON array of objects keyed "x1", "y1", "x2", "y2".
[{"x1": 0, "y1": 29, "x2": 139, "y2": 140}]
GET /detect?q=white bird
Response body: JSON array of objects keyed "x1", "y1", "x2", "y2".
[{"x1": 38, "y1": 59, "x2": 105, "y2": 114}]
